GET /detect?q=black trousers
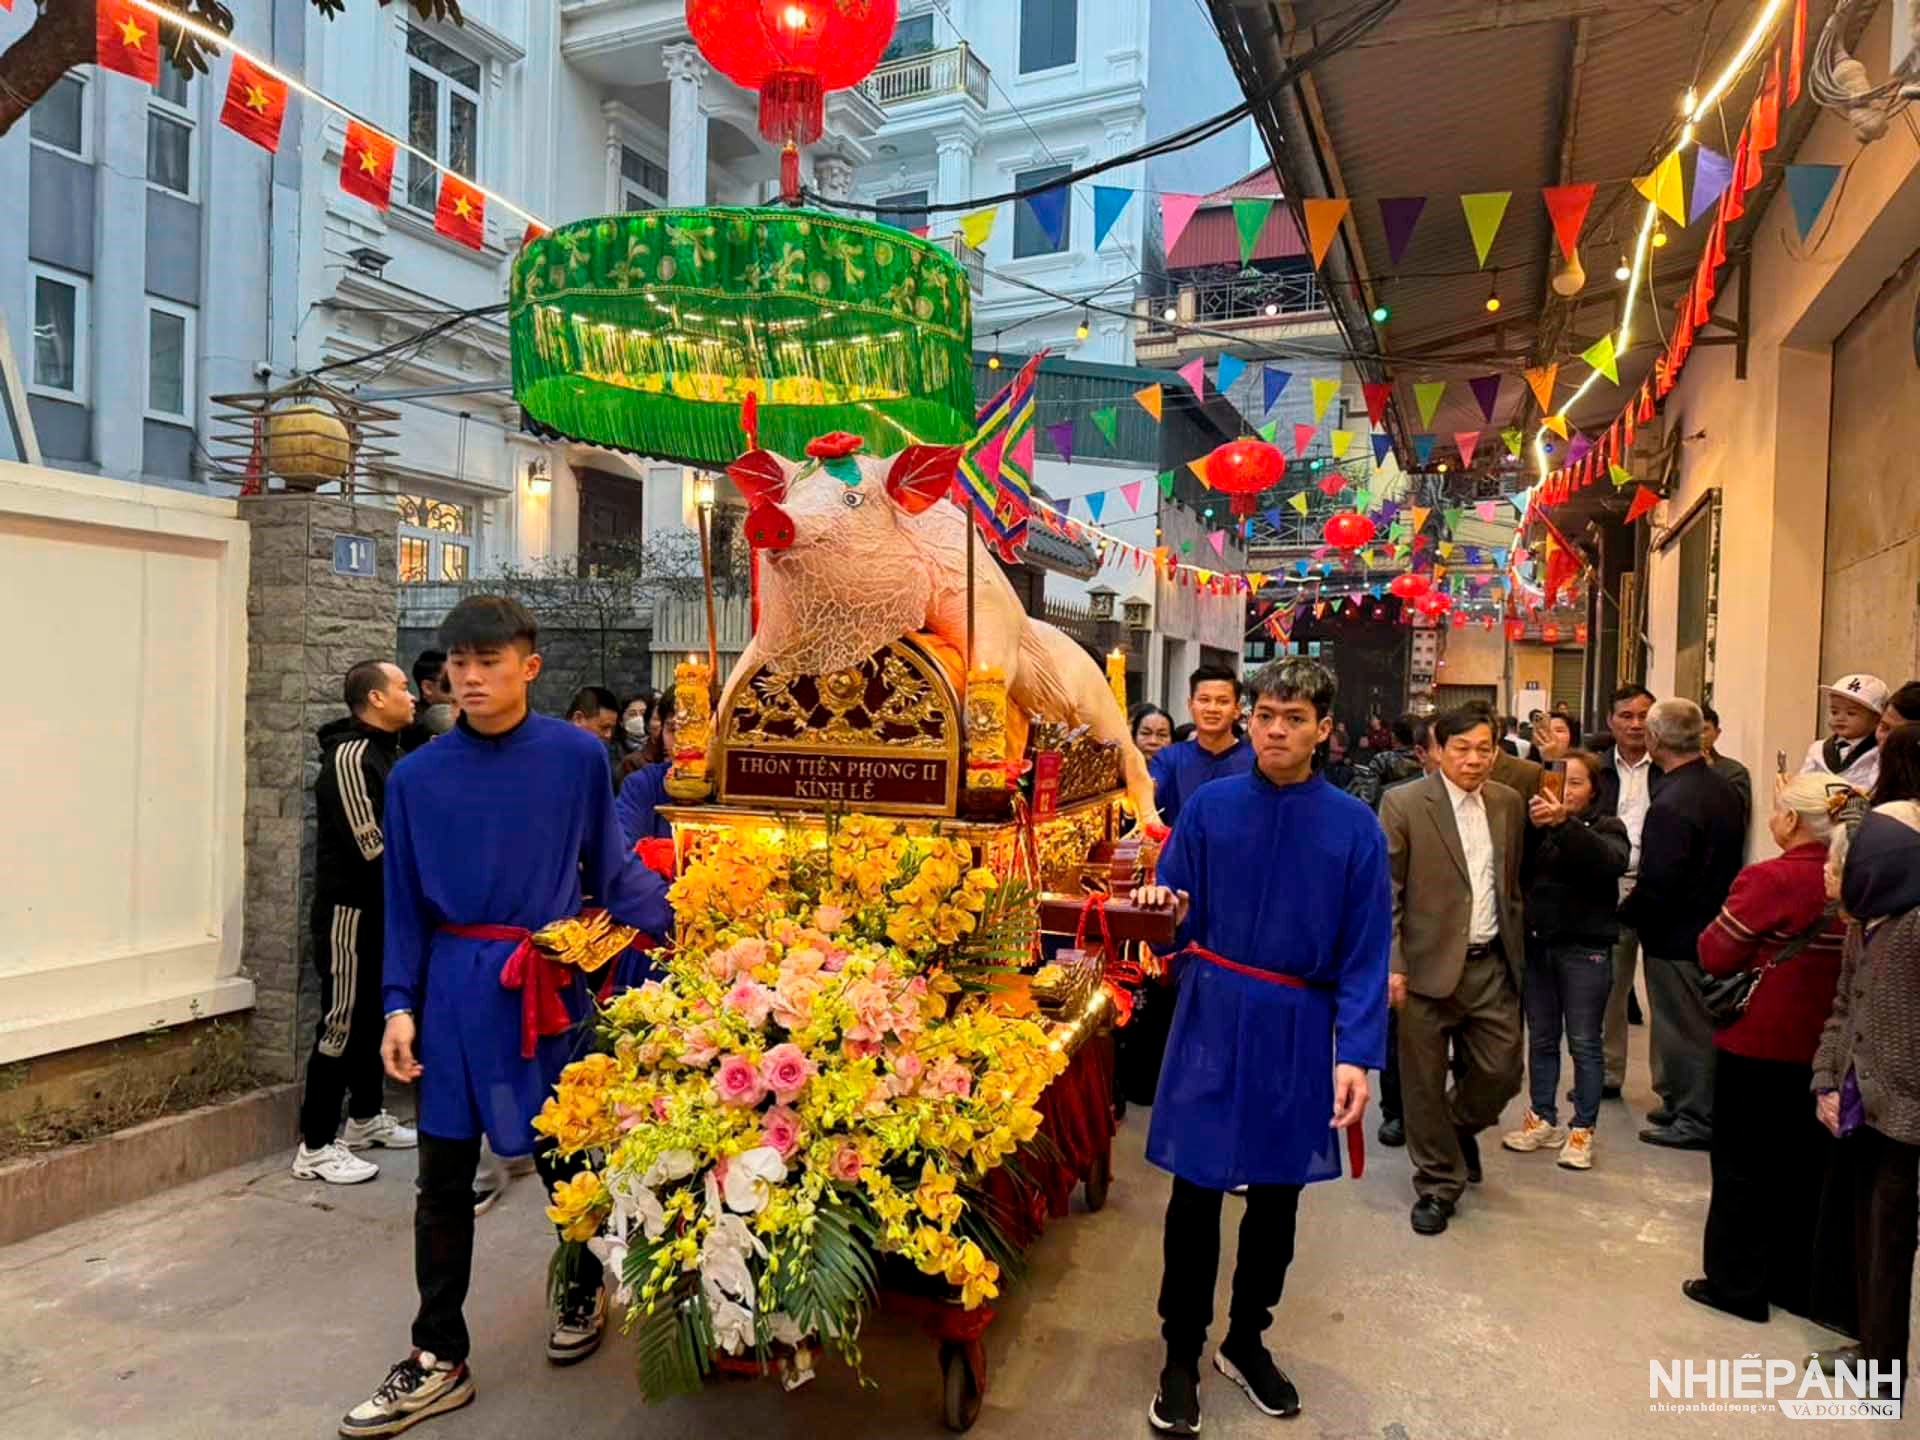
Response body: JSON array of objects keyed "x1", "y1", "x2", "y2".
[
  {"x1": 412, "y1": 1132, "x2": 604, "y2": 1364},
  {"x1": 1812, "y1": 1125, "x2": 1920, "y2": 1377},
  {"x1": 1701, "y1": 1050, "x2": 1831, "y2": 1317},
  {"x1": 299, "y1": 905, "x2": 386, "y2": 1151},
  {"x1": 1157, "y1": 1177, "x2": 1301, "y2": 1369},
  {"x1": 1379, "y1": 1008, "x2": 1402, "y2": 1121}
]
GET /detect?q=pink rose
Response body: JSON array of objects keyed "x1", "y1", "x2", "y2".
[
  {"x1": 712, "y1": 1053, "x2": 768, "y2": 1107},
  {"x1": 887, "y1": 1052, "x2": 924, "y2": 1096},
  {"x1": 616, "y1": 1102, "x2": 647, "y2": 1133},
  {"x1": 762, "y1": 1043, "x2": 817, "y2": 1102},
  {"x1": 928, "y1": 1057, "x2": 972, "y2": 1099},
  {"x1": 844, "y1": 1037, "x2": 881, "y2": 1061},
  {"x1": 813, "y1": 905, "x2": 848, "y2": 935},
  {"x1": 652, "y1": 1095, "x2": 670, "y2": 1122},
  {"x1": 830, "y1": 1144, "x2": 863, "y2": 1182},
  {"x1": 781, "y1": 948, "x2": 826, "y2": 983},
  {"x1": 709, "y1": 937, "x2": 769, "y2": 981},
  {"x1": 761, "y1": 1105, "x2": 804, "y2": 1158},
  {"x1": 679, "y1": 1024, "x2": 719, "y2": 1069},
  {"x1": 723, "y1": 979, "x2": 776, "y2": 1028}
]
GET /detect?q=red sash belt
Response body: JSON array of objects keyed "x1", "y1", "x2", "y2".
[
  {"x1": 439, "y1": 923, "x2": 570, "y2": 1060},
  {"x1": 1173, "y1": 943, "x2": 1367, "y2": 1181}
]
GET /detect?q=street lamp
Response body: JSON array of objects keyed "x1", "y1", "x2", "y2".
[{"x1": 525, "y1": 458, "x2": 551, "y2": 496}]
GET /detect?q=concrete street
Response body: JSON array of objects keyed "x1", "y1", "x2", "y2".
[{"x1": 0, "y1": 1025, "x2": 1873, "y2": 1440}]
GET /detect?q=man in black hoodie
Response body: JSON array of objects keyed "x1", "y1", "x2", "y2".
[{"x1": 293, "y1": 659, "x2": 420, "y2": 1185}]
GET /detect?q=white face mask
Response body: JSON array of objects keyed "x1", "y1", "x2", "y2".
[{"x1": 623, "y1": 715, "x2": 650, "y2": 740}]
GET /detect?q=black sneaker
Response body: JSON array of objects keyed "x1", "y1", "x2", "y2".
[
  {"x1": 1148, "y1": 1362, "x2": 1202, "y2": 1436},
  {"x1": 1216, "y1": 1338, "x2": 1301, "y2": 1418},
  {"x1": 339, "y1": 1352, "x2": 474, "y2": 1437},
  {"x1": 547, "y1": 1285, "x2": 607, "y2": 1365}
]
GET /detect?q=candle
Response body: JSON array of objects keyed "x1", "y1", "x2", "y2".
[{"x1": 1106, "y1": 650, "x2": 1128, "y2": 715}]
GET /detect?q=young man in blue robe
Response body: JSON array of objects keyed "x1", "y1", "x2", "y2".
[
  {"x1": 1149, "y1": 662, "x2": 1254, "y2": 827},
  {"x1": 341, "y1": 596, "x2": 672, "y2": 1439},
  {"x1": 1134, "y1": 658, "x2": 1390, "y2": 1435}
]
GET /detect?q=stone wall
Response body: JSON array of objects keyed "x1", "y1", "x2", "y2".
[
  {"x1": 395, "y1": 620, "x2": 656, "y2": 715},
  {"x1": 241, "y1": 497, "x2": 398, "y2": 1083}
]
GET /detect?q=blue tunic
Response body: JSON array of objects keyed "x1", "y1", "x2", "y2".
[
  {"x1": 1147, "y1": 770, "x2": 1391, "y2": 1189},
  {"x1": 1149, "y1": 735, "x2": 1254, "y2": 828},
  {"x1": 383, "y1": 712, "x2": 672, "y2": 1154},
  {"x1": 615, "y1": 760, "x2": 673, "y2": 848}
]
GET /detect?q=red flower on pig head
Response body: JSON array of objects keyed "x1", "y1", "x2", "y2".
[{"x1": 805, "y1": 432, "x2": 865, "y2": 459}]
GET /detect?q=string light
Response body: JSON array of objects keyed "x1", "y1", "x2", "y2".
[
  {"x1": 1614, "y1": 255, "x2": 1631, "y2": 281},
  {"x1": 1371, "y1": 301, "x2": 1391, "y2": 323},
  {"x1": 1651, "y1": 221, "x2": 1669, "y2": 249},
  {"x1": 987, "y1": 332, "x2": 1002, "y2": 370},
  {"x1": 1076, "y1": 309, "x2": 1091, "y2": 341},
  {"x1": 124, "y1": 0, "x2": 546, "y2": 228}
]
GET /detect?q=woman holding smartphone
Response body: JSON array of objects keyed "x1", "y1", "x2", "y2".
[{"x1": 1503, "y1": 749, "x2": 1631, "y2": 1169}]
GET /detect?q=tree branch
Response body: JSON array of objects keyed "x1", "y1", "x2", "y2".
[{"x1": 0, "y1": 0, "x2": 96, "y2": 140}]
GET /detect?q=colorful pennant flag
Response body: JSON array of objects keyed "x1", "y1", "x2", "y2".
[
  {"x1": 1361, "y1": 381, "x2": 1392, "y2": 426},
  {"x1": 1468, "y1": 375, "x2": 1501, "y2": 424},
  {"x1": 1372, "y1": 433, "x2": 1394, "y2": 466},
  {"x1": 1093, "y1": 186, "x2": 1133, "y2": 249},
  {"x1": 1188, "y1": 456, "x2": 1211, "y2": 486},
  {"x1": 341, "y1": 121, "x2": 397, "y2": 210},
  {"x1": 1263, "y1": 367, "x2": 1292, "y2": 413},
  {"x1": 1412, "y1": 434, "x2": 1437, "y2": 465},
  {"x1": 1378, "y1": 196, "x2": 1426, "y2": 267},
  {"x1": 1567, "y1": 432, "x2": 1593, "y2": 465},
  {"x1": 1633, "y1": 151, "x2": 1687, "y2": 226},
  {"x1": 1501, "y1": 426, "x2": 1525, "y2": 457},
  {"x1": 1626, "y1": 485, "x2": 1661, "y2": 523},
  {"x1": 1475, "y1": 500, "x2": 1499, "y2": 523},
  {"x1": 1288, "y1": 492, "x2": 1310, "y2": 516},
  {"x1": 1319, "y1": 474, "x2": 1347, "y2": 497},
  {"x1": 1454, "y1": 431, "x2": 1481, "y2": 467},
  {"x1": 1311, "y1": 377, "x2": 1341, "y2": 423},
  {"x1": 1216, "y1": 354, "x2": 1247, "y2": 397},
  {"x1": 1257, "y1": 419, "x2": 1279, "y2": 443},
  {"x1": 1134, "y1": 384, "x2": 1164, "y2": 422},
  {"x1": 1045, "y1": 419, "x2": 1075, "y2": 464},
  {"x1": 1292, "y1": 422, "x2": 1316, "y2": 459},
  {"x1": 1233, "y1": 198, "x2": 1275, "y2": 264},
  {"x1": 1784, "y1": 163, "x2": 1842, "y2": 240},
  {"x1": 1413, "y1": 381, "x2": 1447, "y2": 428},
  {"x1": 1089, "y1": 407, "x2": 1119, "y2": 449},
  {"x1": 958, "y1": 207, "x2": 998, "y2": 250},
  {"x1": 1541, "y1": 183, "x2": 1597, "y2": 261},
  {"x1": 1524, "y1": 363, "x2": 1558, "y2": 414},
  {"x1": 220, "y1": 55, "x2": 291, "y2": 153},
  {"x1": 97, "y1": 2, "x2": 159, "y2": 81},
  {"x1": 432, "y1": 173, "x2": 487, "y2": 249},
  {"x1": 1023, "y1": 188, "x2": 1070, "y2": 249},
  {"x1": 1177, "y1": 356, "x2": 1207, "y2": 396},
  {"x1": 1582, "y1": 334, "x2": 1619, "y2": 384},
  {"x1": 1208, "y1": 530, "x2": 1226, "y2": 557},
  {"x1": 1459, "y1": 191, "x2": 1512, "y2": 266},
  {"x1": 1608, "y1": 463, "x2": 1634, "y2": 488},
  {"x1": 1330, "y1": 430, "x2": 1354, "y2": 460},
  {"x1": 1120, "y1": 479, "x2": 1144, "y2": 512},
  {"x1": 1302, "y1": 197, "x2": 1350, "y2": 267},
  {"x1": 1689, "y1": 147, "x2": 1734, "y2": 224},
  {"x1": 1157, "y1": 470, "x2": 1176, "y2": 498},
  {"x1": 1085, "y1": 490, "x2": 1105, "y2": 523},
  {"x1": 1161, "y1": 193, "x2": 1204, "y2": 255}
]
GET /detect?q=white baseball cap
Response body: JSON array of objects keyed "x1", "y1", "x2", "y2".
[{"x1": 1820, "y1": 674, "x2": 1889, "y2": 714}]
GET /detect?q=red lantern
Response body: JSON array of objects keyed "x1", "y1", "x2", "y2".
[
  {"x1": 1481, "y1": 613, "x2": 1496, "y2": 631},
  {"x1": 1387, "y1": 571, "x2": 1431, "y2": 601},
  {"x1": 1450, "y1": 610, "x2": 1468, "y2": 628},
  {"x1": 1206, "y1": 439, "x2": 1286, "y2": 516},
  {"x1": 688, "y1": 0, "x2": 898, "y2": 197},
  {"x1": 1506, "y1": 619, "x2": 1526, "y2": 642},
  {"x1": 1543, "y1": 622, "x2": 1561, "y2": 643},
  {"x1": 1324, "y1": 511, "x2": 1376, "y2": 551},
  {"x1": 1575, "y1": 622, "x2": 1590, "y2": 645},
  {"x1": 1416, "y1": 589, "x2": 1453, "y2": 619}
]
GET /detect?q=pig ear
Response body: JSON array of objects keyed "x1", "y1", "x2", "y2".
[
  {"x1": 727, "y1": 448, "x2": 788, "y2": 505},
  {"x1": 885, "y1": 445, "x2": 963, "y2": 516}
]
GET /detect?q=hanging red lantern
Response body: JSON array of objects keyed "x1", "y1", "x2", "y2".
[
  {"x1": 1543, "y1": 622, "x2": 1561, "y2": 643},
  {"x1": 1323, "y1": 511, "x2": 1376, "y2": 551},
  {"x1": 687, "y1": 0, "x2": 898, "y2": 198},
  {"x1": 1387, "y1": 571, "x2": 1431, "y2": 601},
  {"x1": 1450, "y1": 610, "x2": 1468, "y2": 628},
  {"x1": 1416, "y1": 589, "x2": 1453, "y2": 618},
  {"x1": 1506, "y1": 618, "x2": 1526, "y2": 642},
  {"x1": 1575, "y1": 622, "x2": 1590, "y2": 645},
  {"x1": 1481, "y1": 613, "x2": 1496, "y2": 631},
  {"x1": 1205, "y1": 438, "x2": 1286, "y2": 516}
]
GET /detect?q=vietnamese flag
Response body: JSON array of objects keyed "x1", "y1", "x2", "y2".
[
  {"x1": 435, "y1": 173, "x2": 486, "y2": 250},
  {"x1": 340, "y1": 121, "x2": 396, "y2": 210},
  {"x1": 220, "y1": 55, "x2": 289, "y2": 153},
  {"x1": 97, "y1": 2, "x2": 160, "y2": 83}
]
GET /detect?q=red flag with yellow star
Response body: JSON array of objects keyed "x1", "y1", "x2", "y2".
[
  {"x1": 220, "y1": 55, "x2": 289, "y2": 153},
  {"x1": 435, "y1": 173, "x2": 486, "y2": 250},
  {"x1": 340, "y1": 121, "x2": 395, "y2": 210},
  {"x1": 97, "y1": 2, "x2": 160, "y2": 83}
]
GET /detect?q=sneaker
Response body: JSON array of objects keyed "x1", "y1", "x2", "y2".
[
  {"x1": 1215, "y1": 1338, "x2": 1301, "y2": 1418},
  {"x1": 342, "y1": 1112, "x2": 419, "y2": 1150},
  {"x1": 547, "y1": 1284, "x2": 607, "y2": 1365},
  {"x1": 339, "y1": 1351, "x2": 474, "y2": 1437},
  {"x1": 1148, "y1": 1362, "x2": 1202, "y2": 1436},
  {"x1": 1558, "y1": 1127, "x2": 1595, "y2": 1170},
  {"x1": 293, "y1": 1141, "x2": 379, "y2": 1186},
  {"x1": 1501, "y1": 1109, "x2": 1569, "y2": 1153},
  {"x1": 473, "y1": 1152, "x2": 511, "y2": 1218}
]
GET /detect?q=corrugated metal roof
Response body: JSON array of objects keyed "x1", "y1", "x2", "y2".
[{"x1": 1168, "y1": 205, "x2": 1306, "y2": 267}]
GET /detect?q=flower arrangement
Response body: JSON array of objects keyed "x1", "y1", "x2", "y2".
[{"x1": 536, "y1": 814, "x2": 1061, "y2": 1400}]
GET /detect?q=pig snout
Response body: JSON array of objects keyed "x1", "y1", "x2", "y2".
[{"x1": 745, "y1": 501, "x2": 795, "y2": 551}]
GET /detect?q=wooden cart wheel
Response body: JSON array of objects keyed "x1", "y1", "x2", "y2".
[
  {"x1": 1083, "y1": 1143, "x2": 1112, "y2": 1212},
  {"x1": 940, "y1": 1341, "x2": 983, "y2": 1431}
]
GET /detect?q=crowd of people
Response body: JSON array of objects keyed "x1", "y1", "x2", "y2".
[{"x1": 287, "y1": 619, "x2": 1918, "y2": 1436}]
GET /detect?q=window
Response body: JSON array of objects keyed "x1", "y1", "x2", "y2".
[
  {"x1": 620, "y1": 145, "x2": 668, "y2": 211},
  {"x1": 144, "y1": 298, "x2": 195, "y2": 422},
  {"x1": 1018, "y1": 0, "x2": 1076, "y2": 73},
  {"x1": 405, "y1": 26, "x2": 481, "y2": 212},
  {"x1": 31, "y1": 73, "x2": 87, "y2": 159},
  {"x1": 1012, "y1": 164, "x2": 1072, "y2": 258},
  {"x1": 28, "y1": 266, "x2": 88, "y2": 401},
  {"x1": 397, "y1": 494, "x2": 473, "y2": 582},
  {"x1": 147, "y1": 63, "x2": 194, "y2": 197},
  {"x1": 876, "y1": 189, "x2": 930, "y2": 233},
  {"x1": 883, "y1": 14, "x2": 936, "y2": 61}
]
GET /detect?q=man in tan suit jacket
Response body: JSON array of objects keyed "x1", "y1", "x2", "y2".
[
  {"x1": 1492, "y1": 748, "x2": 1544, "y2": 805},
  {"x1": 1379, "y1": 703, "x2": 1526, "y2": 1236}
]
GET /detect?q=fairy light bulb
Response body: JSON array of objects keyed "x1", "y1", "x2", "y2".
[
  {"x1": 1651, "y1": 223, "x2": 1669, "y2": 249},
  {"x1": 1075, "y1": 309, "x2": 1091, "y2": 341},
  {"x1": 987, "y1": 332, "x2": 1002, "y2": 370},
  {"x1": 1615, "y1": 256, "x2": 1632, "y2": 282}
]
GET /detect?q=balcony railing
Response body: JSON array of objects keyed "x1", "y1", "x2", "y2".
[
  {"x1": 862, "y1": 43, "x2": 990, "y2": 109},
  {"x1": 927, "y1": 231, "x2": 985, "y2": 293},
  {"x1": 1142, "y1": 272, "x2": 1327, "y2": 333}
]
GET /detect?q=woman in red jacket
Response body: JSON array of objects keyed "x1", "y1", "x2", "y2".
[{"x1": 1684, "y1": 775, "x2": 1847, "y2": 1323}]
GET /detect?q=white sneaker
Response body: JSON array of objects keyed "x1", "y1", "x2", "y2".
[
  {"x1": 340, "y1": 1351, "x2": 474, "y2": 1437},
  {"x1": 1558, "y1": 1127, "x2": 1595, "y2": 1170},
  {"x1": 547, "y1": 1285, "x2": 607, "y2": 1366},
  {"x1": 1501, "y1": 1109, "x2": 1569, "y2": 1153},
  {"x1": 342, "y1": 1112, "x2": 419, "y2": 1150},
  {"x1": 293, "y1": 1141, "x2": 379, "y2": 1185}
]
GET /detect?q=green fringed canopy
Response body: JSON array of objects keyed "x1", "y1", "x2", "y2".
[{"x1": 510, "y1": 206, "x2": 976, "y2": 466}]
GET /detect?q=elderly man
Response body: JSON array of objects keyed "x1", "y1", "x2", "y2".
[
  {"x1": 1594, "y1": 685, "x2": 1659, "y2": 1095},
  {"x1": 1381, "y1": 702, "x2": 1527, "y2": 1235},
  {"x1": 1618, "y1": 699, "x2": 1747, "y2": 1149}
]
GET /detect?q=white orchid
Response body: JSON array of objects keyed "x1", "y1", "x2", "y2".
[
  {"x1": 722, "y1": 1145, "x2": 788, "y2": 1214},
  {"x1": 643, "y1": 1148, "x2": 697, "y2": 1188},
  {"x1": 764, "y1": 1311, "x2": 807, "y2": 1346},
  {"x1": 586, "y1": 1236, "x2": 634, "y2": 1304},
  {"x1": 709, "y1": 1298, "x2": 756, "y2": 1356},
  {"x1": 604, "y1": 1167, "x2": 668, "y2": 1240},
  {"x1": 700, "y1": 1211, "x2": 765, "y2": 1308}
]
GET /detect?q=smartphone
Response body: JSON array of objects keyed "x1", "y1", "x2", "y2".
[
  {"x1": 1776, "y1": 750, "x2": 1789, "y2": 776},
  {"x1": 1541, "y1": 759, "x2": 1566, "y2": 802}
]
